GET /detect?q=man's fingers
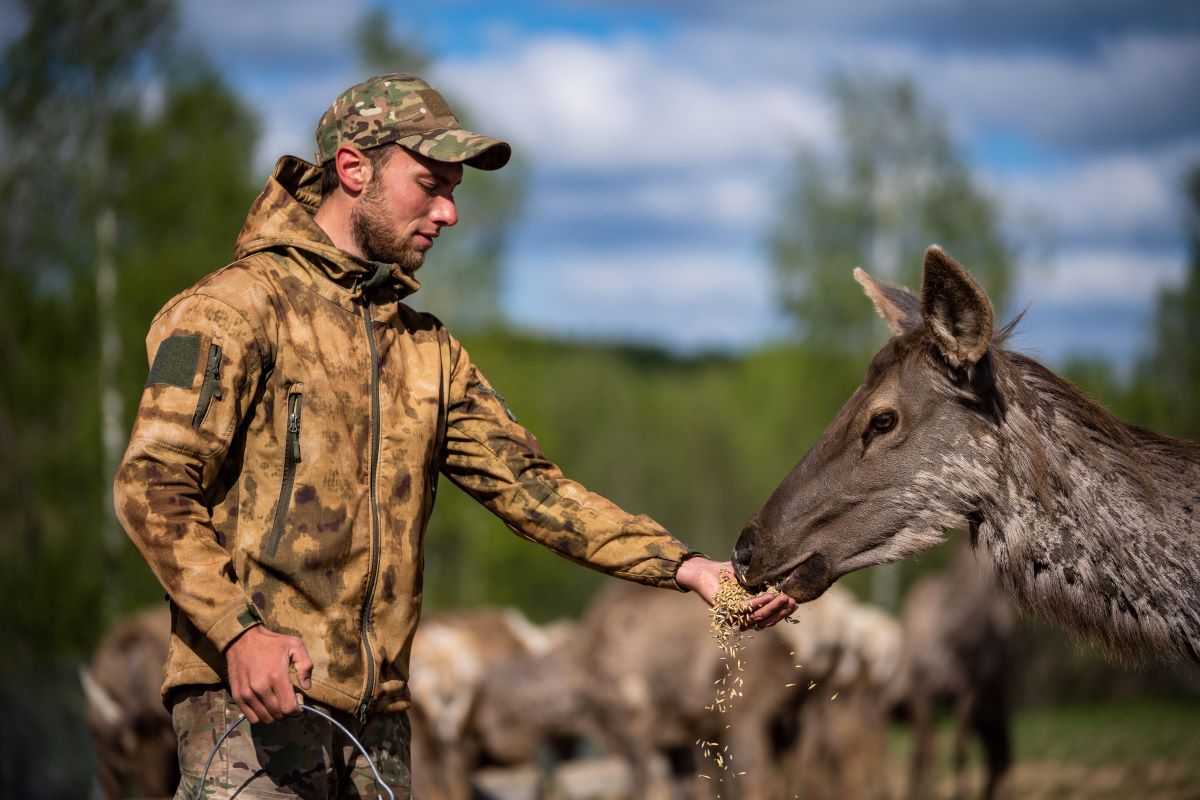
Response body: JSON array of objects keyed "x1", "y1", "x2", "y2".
[
  {"x1": 290, "y1": 641, "x2": 314, "y2": 691},
  {"x1": 232, "y1": 678, "x2": 268, "y2": 725},
  {"x1": 749, "y1": 593, "x2": 797, "y2": 628},
  {"x1": 272, "y1": 675, "x2": 301, "y2": 717},
  {"x1": 249, "y1": 677, "x2": 285, "y2": 723},
  {"x1": 238, "y1": 703, "x2": 261, "y2": 725},
  {"x1": 742, "y1": 591, "x2": 784, "y2": 613},
  {"x1": 739, "y1": 593, "x2": 775, "y2": 616},
  {"x1": 225, "y1": 628, "x2": 314, "y2": 724}
]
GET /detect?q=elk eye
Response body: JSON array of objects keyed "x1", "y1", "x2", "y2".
[{"x1": 870, "y1": 410, "x2": 898, "y2": 434}]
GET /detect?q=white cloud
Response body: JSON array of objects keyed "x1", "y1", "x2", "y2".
[
  {"x1": 1015, "y1": 247, "x2": 1186, "y2": 307},
  {"x1": 653, "y1": 25, "x2": 1200, "y2": 154},
  {"x1": 504, "y1": 245, "x2": 782, "y2": 350},
  {"x1": 178, "y1": 0, "x2": 364, "y2": 69},
  {"x1": 923, "y1": 34, "x2": 1200, "y2": 150},
  {"x1": 165, "y1": 3, "x2": 1194, "y2": 367},
  {"x1": 993, "y1": 146, "x2": 1197, "y2": 243},
  {"x1": 521, "y1": 169, "x2": 777, "y2": 236},
  {"x1": 436, "y1": 35, "x2": 834, "y2": 171}
]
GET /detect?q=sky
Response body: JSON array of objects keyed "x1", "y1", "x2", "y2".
[{"x1": 175, "y1": 0, "x2": 1199, "y2": 369}]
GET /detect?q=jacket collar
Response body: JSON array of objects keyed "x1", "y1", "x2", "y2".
[{"x1": 233, "y1": 156, "x2": 421, "y2": 309}]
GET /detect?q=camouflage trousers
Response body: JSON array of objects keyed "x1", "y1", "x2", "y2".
[{"x1": 171, "y1": 686, "x2": 411, "y2": 799}]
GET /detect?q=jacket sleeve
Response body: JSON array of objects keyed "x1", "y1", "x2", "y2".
[
  {"x1": 114, "y1": 291, "x2": 268, "y2": 651},
  {"x1": 439, "y1": 335, "x2": 700, "y2": 589}
]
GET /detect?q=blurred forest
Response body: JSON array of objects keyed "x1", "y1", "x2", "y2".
[{"x1": 1, "y1": 0, "x2": 1198, "y2": 796}]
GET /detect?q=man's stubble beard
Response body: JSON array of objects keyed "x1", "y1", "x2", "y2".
[{"x1": 349, "y1": 178, "x2": 426, "y2": 274}]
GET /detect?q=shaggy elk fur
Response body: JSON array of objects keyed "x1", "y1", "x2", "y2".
[{"x1": 734, "y1": 246, "x2": 1200, "y2": 665}]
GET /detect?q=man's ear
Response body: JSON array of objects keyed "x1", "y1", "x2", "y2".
[
  {"x1": 920, "y1": 245, "x2": 994, "y2": 369},
  {"x1": 334, "y1": 145, "x2": 370, "y2": 195},
  {"x1": 854, "y1": 267, "x2": 921, "y2": 336}
]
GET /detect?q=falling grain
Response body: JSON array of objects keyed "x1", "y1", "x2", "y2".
[{"x1": 700, "y1": 572, "x2": 785, "y2": 783}]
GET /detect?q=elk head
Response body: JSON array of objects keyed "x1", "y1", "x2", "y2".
[{"x1": 734, "y1": 246, "x2": 1005, "y2": 602}]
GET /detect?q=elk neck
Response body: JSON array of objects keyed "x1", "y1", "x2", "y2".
[{"x1": 970, "y1": 350, "x2": 1200, "y2": 664}]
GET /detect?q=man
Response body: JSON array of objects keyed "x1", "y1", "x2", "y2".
[{"x1": 114, "y1": 73, "x2": 796, "y2": 799}]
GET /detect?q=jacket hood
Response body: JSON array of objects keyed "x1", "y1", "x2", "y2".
[{"x1": 233, "y1": 155, "x2": 421, "y2": 299}]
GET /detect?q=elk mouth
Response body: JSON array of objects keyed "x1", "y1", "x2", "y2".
[
  {"x1": 775, "y1": 552, "x2": 832, "y2": 603},
  {"x1": 735, "y1": 550, "x2": 832, "y2": 604}
]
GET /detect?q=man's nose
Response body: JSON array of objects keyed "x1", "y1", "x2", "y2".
[{"x1": 433, "y1": 196, "x2": 457, "y2": 228}]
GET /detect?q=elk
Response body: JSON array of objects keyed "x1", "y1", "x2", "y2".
[
  {"x1": 733, "y1": 246, "x2": 1200, "y2": 665},
  {"x1": 575, "y1": 582, "x2": 800, "y2": 800},
  {"x1": 408, "y1": 607, "x2": 556, "y2": 800},
  {"x1": 901, "y1": 541, "x2": 1015, "y2": 800},
  {"x1": 80, "y1": 604, "x2": 177, "y2": 799},
  {"x1": 774, "y1": 585, "x2": 906, "y2": 800},
  {"x1": 472, "y1": 621, "x2": 594, "y2": 770}
]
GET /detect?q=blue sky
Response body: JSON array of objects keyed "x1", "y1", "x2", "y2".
[{"x1": 173, "y1": 0, "x2": 1199, "y2": 368}]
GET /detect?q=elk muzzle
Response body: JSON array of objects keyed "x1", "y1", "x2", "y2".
[{"x1": 733, "y1": 521, "x2": 832, "y2": 603}]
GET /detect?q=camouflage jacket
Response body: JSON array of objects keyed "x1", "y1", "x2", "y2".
[{"x1": 114, "y1": 156, "x2": 695, "y2": 718}]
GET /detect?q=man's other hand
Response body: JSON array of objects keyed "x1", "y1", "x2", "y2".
[
  {"x1": 225, "y1": 625, "x2": 314, "y2": 724},
  {"x1": 675, "y1": 555, "x2": 798, "y2": 630}
]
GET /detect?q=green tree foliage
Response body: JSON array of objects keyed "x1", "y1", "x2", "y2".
[
  {"x1": 770, "y1": 74, "x2": 1015, "y2": 354},
  {"x1": 419, "y1": 332, "x2": 868, "y2": 619},
  {"x1": 1129, "y1": 164, "x2": 1200, "y2": 439},
  {"x1": 0, "y1": 0, "x2": 260, "y2": 668}
]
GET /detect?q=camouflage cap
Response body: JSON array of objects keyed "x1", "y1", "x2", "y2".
[{"x1": 315, "y1": 73, "x2": 511, "y2": 170}]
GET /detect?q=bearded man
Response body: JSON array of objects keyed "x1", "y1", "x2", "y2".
[{"x1": 114, "y1": 74, "x2": 796, "y2": 799}]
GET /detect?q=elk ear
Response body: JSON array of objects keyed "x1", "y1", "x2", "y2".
[
  {"x1": 854, "y1": 267, "x2": 921, "y2": 336},
  {"x1": 920, "y1": 245, "x2": 994, "y2": 369}
]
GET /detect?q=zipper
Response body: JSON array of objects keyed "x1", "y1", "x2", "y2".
[
  {"x1": 479, "y1": 385, "x2": 517, "y2": 422},
  {"x1": 358, "y1": 299, "x2": 383, "y2": 722},
  {"x1": 191, "y1": 343, "x2": 223, "y2": 428},
  {"x1": 264, "y1": 391, "x2": 303, "y2": 558}
]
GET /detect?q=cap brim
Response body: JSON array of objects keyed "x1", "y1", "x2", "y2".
[{"x1": 398, "y1": 128, "x2": 511, "y2": 171}]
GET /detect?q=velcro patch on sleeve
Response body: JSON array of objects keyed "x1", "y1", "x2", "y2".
[{"x1": 146, "y1": 333, "x2": 202, "y2": 389}]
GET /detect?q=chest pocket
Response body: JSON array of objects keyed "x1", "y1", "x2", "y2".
[{"x1": 264, "y1": 386, "x2": 304, "y2": 558}]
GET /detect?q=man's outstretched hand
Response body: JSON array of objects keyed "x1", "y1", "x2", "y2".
[
  {"x1": 225, "y1": 625, "x2": 314, "y2": 724},
  {"x1": 675, "y1": 555, "x2": 797, "y2": 629}
]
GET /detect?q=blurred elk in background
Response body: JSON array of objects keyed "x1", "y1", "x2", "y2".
[
  {"x1": 574, "y1": 582, "x2": 799, "y2": 800},
  {"x1": 84, "y1": 586, "x2": 1015, "y2": 800},
  {"x1": 409, "y1": 607, "x2": 565, "y2": 799},
  {"x1": 775, "y1": 585, "x2": 906, "y2": 800},
  {"x1": 901, "y1": 542, "x2": 1015, "y2": 800},
  {"x1": 79, "y1": 604, "x2": 176, "y2": 799},
  {"x1": 472, "y1": 620, "x2": 597, "y2": 773}
]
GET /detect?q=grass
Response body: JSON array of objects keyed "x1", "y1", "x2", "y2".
[{"x1": 888, "y1": 702, "x2": 1200, "y2": 800}]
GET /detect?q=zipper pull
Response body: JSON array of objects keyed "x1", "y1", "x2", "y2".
[
  {"x1": 288, "y1": 395, "x2": 303, "y2": 462},
  {"x1": 207, "y1": 345, "x2": 223, "y2": 400}
]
